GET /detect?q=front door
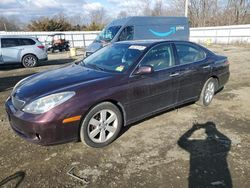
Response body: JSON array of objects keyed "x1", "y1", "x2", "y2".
[{"x1": 125, "y1": 43, "x2": 179, "y2": 122}]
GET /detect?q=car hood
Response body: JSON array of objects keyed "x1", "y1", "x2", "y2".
[{"x1": 14, "y1": 64, "x2": 113, "y2": 101}]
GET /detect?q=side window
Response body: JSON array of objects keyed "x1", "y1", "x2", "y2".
[
  {"x1": 175, "y1": 44, "x2": 206, "y2": 65},
  {"x1": 140, "y1": 44, "x2": 175, "y2": 71},
  {"x1": 118, "y1": 26, "x2": 134, "y2": 41},
  {"x1": 1, "y1": 38, "x2": 19, "y2": 48},
  {"x1": 19, "y1": 38, "x2": 36, "y2": 46}
]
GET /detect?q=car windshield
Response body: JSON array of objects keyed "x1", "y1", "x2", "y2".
[
  {"x1": 95, "y1": 26, "x2": 121, "y2": 42},
  {"x1": 81, "y1": 43, "x2": 147, "y2": 73}
]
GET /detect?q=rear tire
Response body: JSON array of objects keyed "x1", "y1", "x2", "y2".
[
  {"x1": 80, "y1": 102, "x2": 122, "y2": 148},
  {"x1": 22, "y1": 54, "x2": 37, "y2": 68},
  {"x1": 197, "y1": 78, "x2": 216, "y2": 106}
]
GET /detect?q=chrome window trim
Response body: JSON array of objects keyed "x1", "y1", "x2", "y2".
[{"x1": 129, "y1": 42, "x2": 208, "y2": 78}]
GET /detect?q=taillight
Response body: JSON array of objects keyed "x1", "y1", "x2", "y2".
[{"x1": 37, "y1": 45, "x2": 45, "y2": 49}]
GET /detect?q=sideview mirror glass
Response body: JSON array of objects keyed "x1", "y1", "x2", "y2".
[{"x1": 135, "y1": 66, "x2": 153, "y2": 75}]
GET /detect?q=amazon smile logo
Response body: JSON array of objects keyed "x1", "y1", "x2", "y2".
[{"x1": 149, "y1": 25, "x2": 185, "y2": 37}]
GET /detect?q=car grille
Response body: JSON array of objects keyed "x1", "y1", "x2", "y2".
[{"x1": 12, "y1": 96, "x2": 25, "y2": 110}]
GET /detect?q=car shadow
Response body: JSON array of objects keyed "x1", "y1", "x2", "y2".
[
  {"x1": 0, "y1": 58, "x2": 75, "y2": 70},
  {"x1": 0, "y1": 171, "x2": 25, "y2": 188},
  {"x1": 117, "y1": 101, "x2": 197, "y2": 140},
  {"x1": 0, "y1": 73, "x2": 33, "y2": 92},
  {"x1": 178, "y1": 122, "x2": 232, "y2": 188},
  {"x1": 117, "y1": 87, "x2": 225, "y2": 140}
]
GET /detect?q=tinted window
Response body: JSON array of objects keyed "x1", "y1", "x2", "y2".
[
  {"x1": 1, "y1": 38, "x2": 19, "y2": 48},
  {"x1": 118, "y1": 26, "x2": 134, "y2": 41},
  {"x1": 19, "y1": 38, "x2": 36, "y2": 46},
  {"x1": 81, "y1": 43, "x2": 146, "y2": 73},
  {"x1": 140, "y1": 43, "x2": 175, "y2": 71},
  {"x1": 175, "y1": 43, "x2": 206, "y2": 64},
  {"x1": 95, "y1": 26, "x2": 121, "y2": 42}
]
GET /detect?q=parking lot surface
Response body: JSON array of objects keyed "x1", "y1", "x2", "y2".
[{"x1": 0, "y1": 46, "x2": 250, "y2": 188}]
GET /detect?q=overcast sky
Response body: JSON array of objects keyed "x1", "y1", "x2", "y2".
[{"x1": 0, "y1": 0, "x2": 175, "y2": 22}]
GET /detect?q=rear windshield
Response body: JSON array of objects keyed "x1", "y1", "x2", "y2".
[
  {"x1": 95, "y1": 26, "x2": 121, "y2": 42},
  {"x1": 81, "y1": 43, "x2": 147, "y2": 73}
]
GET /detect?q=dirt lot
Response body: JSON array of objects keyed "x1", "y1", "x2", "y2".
[{"x1": 0, "y1": 46, "x2": 250, "y2": 188}]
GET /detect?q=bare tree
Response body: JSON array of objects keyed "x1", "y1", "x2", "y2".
[
  {"x1": 151, "y1": 0, "x2": 165, "y2": 16},
  {"x1": 117, "y1": 11, "x2": 128, "y2": 19},
  {"x1": 0, "y1": 16, "x2": 21, "y2": 31},
  {"x1": 88, "y1": 8, "x2": 109, "y2": 26},
  {"x1": 225, "y1": 0, "x2": 250, "y2": 24}
]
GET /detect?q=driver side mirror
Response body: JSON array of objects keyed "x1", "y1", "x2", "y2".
[{"x1": 135, "y1": 65, "x2": 154, "y2": 75}]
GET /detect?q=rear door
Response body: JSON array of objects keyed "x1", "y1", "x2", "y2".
[
  {"x1": 1, "y1": 38, "x2": 21, "y2": 63},
  {"x1": 126, "y1": 43, "x2": 179, "y2": 122},
  {"x1": 174, "y1": 42, "x2": 212, "y2": 103},
  {"x1": 19, "y1": 38, "x2": 43, "y2": 57}
]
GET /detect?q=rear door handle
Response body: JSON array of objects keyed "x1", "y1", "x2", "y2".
[
  {"x1": 170, "y1": 72, "x2": 180, "y2": 77},
  {"x1": 203, "y1": 65, "x2": 211, "y2": 69}
]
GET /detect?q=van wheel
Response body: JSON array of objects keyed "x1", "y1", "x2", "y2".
[
  {"x1": 197, "y1": 78, "x2": 216, "y2": 106},
  {"x1": 22, "y1": 54, "x2": 37, "y2": 68},
  {"x1": 80, "y1": 102, "x2": 122, "y2": 148}
]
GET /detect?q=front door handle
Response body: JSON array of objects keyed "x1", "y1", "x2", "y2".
[
  {"x1": 203, "y1": 65, "x2": 211, "y2": 69},
  {"x1": 170, "y1": 72, "x2": 180, "y2": 77}
]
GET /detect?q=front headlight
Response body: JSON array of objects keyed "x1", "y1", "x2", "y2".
[{"x1": 22, "y1": 92, "x2": 75, "y2": 114}]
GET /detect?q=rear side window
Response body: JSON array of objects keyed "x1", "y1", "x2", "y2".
[
  {"x1": 140, "y1": 43, "x2": 175, "y2": 71},
  {"x1": 118, "y1": 26, "x2": 134, "y2": 41},
  {"x1": 1, "y1": 38, "x2": 19, "y2": 48},
  {"x1": 175, "y1": 43, "x2": 206, "y2": 65},
  {"x1": 19, "y1": 38, "x2": 36, "y2": 46}
]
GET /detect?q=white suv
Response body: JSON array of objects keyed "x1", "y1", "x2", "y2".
[{"x1": 0, "y1": 36, "x2": 48, "y2": 68}]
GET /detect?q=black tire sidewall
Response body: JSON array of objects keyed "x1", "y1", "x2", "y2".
[
  {"x1": 22, "y1": 55, "x2": 37, "y2": 68},
  {"x1": 80, "y1": 102, "x2": 122, "y2": 148}
]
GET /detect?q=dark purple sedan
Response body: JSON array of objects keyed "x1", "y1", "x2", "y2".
[{"x1": 5, "y1": 40, "x2": 230, "y2": 148}]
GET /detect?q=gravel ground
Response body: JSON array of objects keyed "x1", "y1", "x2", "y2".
[{"x1": 0, "y1": 46, "x2": 249, "y2": 188}]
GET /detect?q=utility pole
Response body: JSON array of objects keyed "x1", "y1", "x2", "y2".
[
  {"x1": 185, "y1": 0, "x2": 189, "y2": 17},
  {"x1": 4, "y1": 23, "x2": 7, "y2": 31}
]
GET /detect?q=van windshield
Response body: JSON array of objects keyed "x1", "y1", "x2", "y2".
[{"x1": 95, "y1": 26, "x2": 121, "y2": 42}]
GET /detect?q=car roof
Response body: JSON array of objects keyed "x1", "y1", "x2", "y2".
[
  {"x1": 48, "y1": 33, "x2": 65, "y2": 36},
  {"x1": 0, "y1": 35, "x2": 37, "y2": 40},
  {"x1": 116, "y1": 39, "x2": 193, "y2": 46}
]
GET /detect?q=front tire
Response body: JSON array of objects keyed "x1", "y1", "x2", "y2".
[
  {"x1": 22, "y1": 54, "x2": 38, "y2": 68},
  {"x1": 80, "y1": 102, "x2": 122, "y2": 148},
  {"x1": 197, "y1": 78, "x2": 216, "y2": 106}
]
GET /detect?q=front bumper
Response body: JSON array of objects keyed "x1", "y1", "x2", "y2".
[{"x1": 5, "y1": 97, "x2": 80, "y2": 146}]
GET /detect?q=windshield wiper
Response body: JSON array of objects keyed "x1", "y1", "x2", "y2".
[{"x1": 86, "y1": 63, "x2": 105, "y2": 71}]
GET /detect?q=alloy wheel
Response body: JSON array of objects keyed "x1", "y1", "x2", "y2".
[
  {"x1": 87, "y1": 109, "x2": 118, "y2": 143},
  {"x1": 23, "y1": 56, "x2": 37, "y2": 67},
  {"x1": 204, "y1": 81, "x2": 215, "y2": 104}
]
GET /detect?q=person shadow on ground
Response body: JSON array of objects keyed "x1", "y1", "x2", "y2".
[{"x1": 178, "y1": 122, "x2": 232, "y2": 188}]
